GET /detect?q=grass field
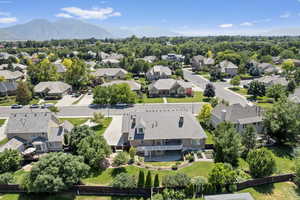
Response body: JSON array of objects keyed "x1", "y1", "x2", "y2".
[
  {"x1": 138, "y1": 94, "x2": 164, "y2": 104},
  {"x1": 59, "y1": 118, "x2": 90, "y2": 126},
  {"x1": 256, "y1": 102, "x2": 273, "y2": 110},
  {"x1": 83, "y1": 161, "x2": 215, "y2": 186},
  {"x1": 166, "y1": 92, "x2": 204, "y2": 103},
  {"x1": 92, "y1": 118, "x2": 112, "y2": 136},
  {"x1": 204, "y1": 130, "x2": 214, "y2": 144}
]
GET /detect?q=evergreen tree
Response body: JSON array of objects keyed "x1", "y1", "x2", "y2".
[
  {"x1": 137, "y1": 170, "x2": 145, "y2": 188},
  {"x1": 145, "y1": 171, "x2": 152, "y2": 188},
  {"x1": 16, "y1": 81, "x2": 32, "y2": 105},
  {"x1": 154, "y1": 174, "x2": 160, "y2": 187}
]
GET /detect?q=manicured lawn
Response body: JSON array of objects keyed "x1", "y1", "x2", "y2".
[
  {"x1": 43, "y1": 99, "x2": 59, "y2": 105},
  {"x1": 238, "y1": 182, "x2": 300, "y2": 200},
  {"x1": 0, "y1": 119, "x2": 6, "y2": 127},
  {"x1": 267, "y1": 146, "x2": 296, "y2": 174},
  {"x1": 256, "y1": 102, "x2": 273, "y2": 110},
  {"x1": 83, "y1": 161, "x2": 215, "y2": 186},
  {"x1": 138, "y1": 94, "x2": 164, "y2": 104},
  {"x1": 59, "y1": 118, "x2": 89, "y2": 126},
  {"x1": 13, "y1": 170, "x2": 28, "y2": 184},
  {"x1": 92, "y1": 117, "x2": 112, "y2": 136},
  {"x1": 197, "y1": 72, "x2": 211, "y2": 79},
  {"x1": 228, "y1": 87, "x2": 248, "y2": 96},
  {"x1": 204, "y1": 130, "x2": 214, "y2": 144},
  {"x1": 166, "y1": 92, "x2": 204, "y2": 103},
  {"x1": 0, "y1": 97, "x2": 39, "y2": 106},
  {"x1": 144, "y1": 161, "x2": 182, "y2": 167},
  {"x1": 0, "y1": 137, "x2": 9, "y2": 146}
]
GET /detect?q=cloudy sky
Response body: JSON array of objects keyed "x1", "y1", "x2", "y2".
[{"x1": 0, "y1": 0, "x2": 300, "y2": 35}]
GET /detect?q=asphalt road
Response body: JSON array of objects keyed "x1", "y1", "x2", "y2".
[
  {"x1": 0, "y1": 103, "x2": 204, "y2": 118},
  {"x1": 183, "y1": 69, "x2": 249, "y2": 106}
]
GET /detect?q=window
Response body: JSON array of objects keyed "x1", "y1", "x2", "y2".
[{"x1": 138, "y1": 128, "x2": 144, "y2": 134}]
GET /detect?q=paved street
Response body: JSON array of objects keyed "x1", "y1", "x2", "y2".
[
  {"x1": 183, "y1": 69, "x2": 249, "y2": 106},
  {"x1": 0, "y1": 103, "x2": 204, "y2": 118},
  {"x1": 56, "y1": 94, "x2": 83, "y2": 107}
]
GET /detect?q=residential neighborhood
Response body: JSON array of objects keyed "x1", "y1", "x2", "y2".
[{"x1": 0, "y1": 1, "x2": 300, "y2": 199}]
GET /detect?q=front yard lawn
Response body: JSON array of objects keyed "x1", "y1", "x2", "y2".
[
  {"x1": 92, "y1": 117, "x2": 112, "y2": 136},
  {"x1": 137, "y1": 94, "x2": 164, "y2": 103},
  {"x1": 59, "y1": 118, "x2": 89, "y2": 126},
  {"x1": 228, "y1": 87, "x2": 248, "y2": 96},
  {"x1": 166, "y1": 92, "x2": 204, "y2": 103},
  {"x1": 197, "y1": 72, "x2": 211, "y2": 79},
  {"x1": 83, "y1": 161, "x2": 215, "y2": 186},
  {"x1": 0, "y1": 96, "x2": 39, "y2": 106},
  {"x1": 0, "y1": 119, "x2": 6, "y2": 127}
]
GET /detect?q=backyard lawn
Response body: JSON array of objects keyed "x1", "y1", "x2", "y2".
[
  {"x1": 83, "y1": 161, "x2": 215, "y2": 186},
  {"x1": 255, "y1": 102, "x2": 273, "y2": 110},
  {"x1": 204, "y1": 130, "x2": 214, "y2": 144},
  {"x1": 166, "y1": 92, "x2": 204, "y2": 103}
]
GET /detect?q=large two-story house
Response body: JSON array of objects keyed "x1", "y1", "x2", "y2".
[
  {"x1": 122, "y1": 111, "x2": 207, "y2": 159},
  {"x1": 148, "y1": 79, "x2": 193, "y2": 97},
  {"x1": 91, "y1": 68, "x2": 128, "y2": 81},
  {"x1": 191, "y1": 55, "x2": 215, "y2": 71},
  {"x1": 210, "y1": 103, "x2": 263, "y2": 133},
  {"x1": 146, "y1": 65, "x2": 172, "y2": 81},
  {"x1": 5, "y1": 112, "x2": 73, "y2": 153}
]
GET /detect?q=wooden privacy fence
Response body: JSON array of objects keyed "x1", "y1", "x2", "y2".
[
  {"x1": 0, "y1": 173, "x2": 296, "y2": 197},
  {"x1": 237, "y1": 173, "x2": 295, "y2": 190}
]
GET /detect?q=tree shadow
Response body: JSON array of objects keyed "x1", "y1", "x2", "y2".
[
  {"x1": 252, "y1": 183, "x2": 275, "y2": 195},
  {"x1": 88, "y1": 168, "x2": 106, "y2": 178},
  {"x1": 111, "y1": 167, "x2": 127, "y2": 177},
  {"x1": 268, "y1": 145, "x2": 295, "y2": 159}
]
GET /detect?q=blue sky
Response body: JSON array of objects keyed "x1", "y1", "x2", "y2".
[{"x1": 1, "y1": 0, "x2": 300, "y2": 35}]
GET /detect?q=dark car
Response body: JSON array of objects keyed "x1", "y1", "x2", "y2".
[
  {"x1": 41, "y1": 103, "x2": 54, "y2": 109},
  {"x1": 30, "y1": 104, "x2": 40, "y2": 109},
  {"x1": 11, "y1": 104, "x2": 23, "y2": 109},
  {"x1": 114, "y1": 103, "x2": 129, "y2": 108}
]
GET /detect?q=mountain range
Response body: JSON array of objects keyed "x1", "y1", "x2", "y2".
[
  {"x1": 1, "y1": 19, "x2": 300, "y2": 41},
  {"x1": 0, "y1": 19, "x2": 178, "y2": 41}
]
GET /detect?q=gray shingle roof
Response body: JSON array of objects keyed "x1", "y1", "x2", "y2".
[
  {"x1": 212, "y1": 103, "x2": 263, "y2": 124},
  {"x1": 289, "y1": 88, "x2": 300, "y2": 103},
  {"x1": 91, "y1": 68, "x2": 128, "y2": 77},
  {"x1": 54, "y1": 63, "x2": 67, "y2": 73},
  {"x1": 205, "y1": 193, "x2": 254, "y2": 200},
  {"x1": 149, "y1": 79, "x2": 192, "y2": 91},
  {"x1": 7, "y1": 112, "x2": 54, "y2": 134},
  {"x1": 256, "y1": 75, "x2": 288, "y2": 86},
  {"x1": 101, "y1": 80, "x2": 141, "y2": 91},
  {"x1": 220, "y1": 60, "x2": 238, "y2": 69},
  {"x1": 34, "y1": 81, "x2": 71, "y2": 94},
  {"x1": 0, "y1": 138, "x2": 25, "y2": 152},
  {"x1": 0, "y1": 70, "x2": 23, "y2": 80},
  {"x1": 0, "y1": 81, "x2": 17, "y2": 93},
  {"x1": 123, "y1": 111, "x2": 207, "y2": 141},
  {"x1": 147, "y1": 65, "x2": 172, "y2": 77}
]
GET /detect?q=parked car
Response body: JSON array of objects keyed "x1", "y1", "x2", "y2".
[
  {"x1": 41, "y1": 103, "x2": 54, "y2": 109},
  {"x1": 30, "y1": 104, "x2": 40, "y2": 109},
  {"x1": 72, "y1": 93, "x2": 81, "y2": 97},
  {"x1": 11, "y1": 104, "x2": 23, "y2": 109},
  {"x1": 114, "y1": 103, "x2": 130, "y2": 108}
]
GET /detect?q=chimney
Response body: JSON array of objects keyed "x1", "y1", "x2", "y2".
[
  {"x1": 221, "y1": 109, "x2": 227, "y2": 121},
  {"x1": 179, "y1": 115, "x2": 184, "y2": 127}
]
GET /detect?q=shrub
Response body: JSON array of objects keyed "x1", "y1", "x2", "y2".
[
  {"x1": 111, "y1": 173, "x2": 136, "y2": 188},
  {"x1": 154, "y1": 174, "x2": 160, "y2": 187},
  {"x1": 0, "y1": 149, "x2": 23, "y2": 173},
  {"x1": 0, "y1": 173, "x2": 15, "y2": 184},
  {"x1": 137, "y1": 170, "x2": 145, "y2": 188},
  {"x1": 185, "y1": 153, "x2": 194, "y2": 162},
  {"x1": 162, "y1": 173, "x2": 191, "y2": 187},
  {"x1": 145, "y1": 171, "x2": 152, "y2": 188},
  {"x1": 113, "y1": 152, "x2": 129, "y2": 167}
]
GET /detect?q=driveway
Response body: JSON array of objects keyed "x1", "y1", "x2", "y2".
[
  {"x1": 103, "y1": 116, "x2": 124, "y2": 146},
  {"x1": 183, "y1": 69, "x2": 249, "y2": 106},
  {"x1": 56, "y1": 95, "x2": 83, "y2": 107},
  {"x1": 76, "y1": 94, "x2": 93, "y2": 106},
  {"x1": 0, "y1": 118, "x2": 8, "y2": 142}
]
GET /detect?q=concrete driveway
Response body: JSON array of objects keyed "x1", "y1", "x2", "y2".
[
  {"x1": 56, "y1": 95, "x2": 82, "y2": 107},
  {"x1": 103, "y1": 116, "x2": 124, "y2": 146},
  {"x1": 76, "y1": 94, "x2": 93, "y2": 106}
]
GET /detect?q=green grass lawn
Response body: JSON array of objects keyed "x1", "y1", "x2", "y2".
[
  {"x1": 13, "y1": 170, "x2": 28, "y2": 184},
  {"x1": 43, "y1": 99, "x2": 59, "y2": 105},
  {"x1": 0, "y1": 96, "x2": 39, "y2": 106},
  {"x1": 204, "y1": 130, "x2": 214, "y2": 144},
  {"x1": 59, "y1": 118, "x2": 89, "y2": 126},
  {"x1": 0, "y1": 119, "x2": 6, "y2": 127},
  {"x1": 83, "y1": 161, "x2": 215, "y2": 186},
  {"x1": 0, "y1": 137, "x2": 9, "y2": 146},
  {"x1": 91, "y1": 118, "x2": 112, "y2": 136},
  {"x1": 267, "y1": 146, "x2": 296, "y2": 174},
  {"x1": 238, "y1": 182, "x2": 300, "y2": 200},
  {"x1": 138, "y1": 94, "x2": 164, "y2": 104},
  {"x1": 256, "y1": 102, "x2": 273, "y2": 110},
  {"x1": 197, "y1": 72, "x2": 211, "y2": 80},
  {"x1": 144, "y1": 161, "x2": 182, "y2": 167},
  {"x1": 166, "y1": 92, "x2": 204, "y2": 103},
  {"x1": 228, "y1": 87, "x2": 248, "y2": 96}
]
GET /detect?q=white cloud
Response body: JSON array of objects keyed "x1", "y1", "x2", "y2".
[
  {"x1": 240, "y1": 22, "x2": 253, "y2": 26},
  {"x1": 58, "y1": 7, "x2": 121, "y2": 20},
  {"x1": 280, "y1": 12, "x2": 291, "y2": 18},
  {"x1": 0, "y1": 17, "x2": 17, "y2": 23},
  {"x1": 55, "y1": 13, "x2": 73, "y2": 18},
  {"x1": 219, "y1": 24, "x2": 233, "y2": 28}
]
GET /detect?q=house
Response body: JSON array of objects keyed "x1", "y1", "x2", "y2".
[
  {"x1": 142, "y1": 56, "x2": 157, "y2": 63},
  {"x1": 34, "y1": 81, "x2": 71, "y2": 99},
  {"x1": 91, "y1": 68, "x2": 128, "y2": 80},
  {"x1": 211, "y1": 103, "x2": 264, "y2": 133},
  {"x1": 218, "y1": 60, "x2": 238, "y2": 77},
  {"x1": 205, "y1": 193, "x2": 254, "y2": 200},
  {"x1": 0, "y1": 138, "x2": 25, "y2": 153},
  {"x1": 146, "y1": 65, "x2": 172, "y2": 81},
  {"x1": 101, "y1": 80, "x2": 141, "y2": 91},
  {"x1": 0, "y1": 64, "x2": 27, "y2": 72},
  {"x1": 148, "y1": 79, "x2": 193, "y2": 97},
  {"x1": 162, "y1": 53, "x2": 185, "y2": 62},
  {"x1": 0, "y1": 81, "x2": 18, "y2": 96},
  {"x1": 5, "y1": 112, "x2": 74, "y2": 153},
  {"x1": 53, "y1": 61, "x2": 67, "y2": 73},
  {"x1": 101, "y1": 59, "x2": 120, "y2": 67},
  {"x1": 0, "y1": 70, "x2": 24, "y2": 81},
  {"x1": 255, "y1": 75, "x2": 288, "y2": 87},
  {"x1": 99, "y1": 52, "x2": 124, "y2": 61},
  {"x1": 289, "y1": 88, "x2": 300, "y2": 103},
  {"x1": 257, "y1": 63, "x2": 279, "y2": 74},
  {"x1": 121, "y1": 111, "x2": 207, "y2": 159},
  {"x1": 191, "y1": 55, "x2": 215, "y2": 71}
]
